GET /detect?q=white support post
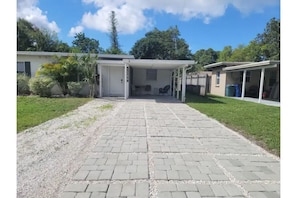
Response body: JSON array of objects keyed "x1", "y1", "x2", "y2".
[
  {"x1": 258, "y1": 68, "x2": 265, "y2": 103},
  {"x1": 124, "y1": 64, "x2": 128, "y2": 100},
  {"x1": 172, "y1": 70, "x2": 176, "y2": 98},
  {"x1": 99, "y1": 65, "x2": 102, "y2": 97},
  {"x1": 241, "y1": 70, "x2": 247, "y2": 99},
  {"x1": 182, "y1": 66, "x2": 186, "y2": 102},
  {"x1": 177, "y1": 68, "x2": 180, "y2": 100}
]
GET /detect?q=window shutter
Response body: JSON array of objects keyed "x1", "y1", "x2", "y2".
[{"x1": 25, "y1": 62, "x2": 31, "y2": 77}]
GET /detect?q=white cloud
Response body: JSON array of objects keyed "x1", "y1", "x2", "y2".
[
  {"x1": 74, "y1": 0, "x2": 279, "y2": 35},
  {"x1": 68, "y1": 26, "x2": 84, "y2": 37},
  {"x1": 17, "y1": 0, "x2": 60, "y2": 33}
]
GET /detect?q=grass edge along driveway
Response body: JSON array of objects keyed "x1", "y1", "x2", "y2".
[
  {"x1": 186, "y1": 93, "x2": 280, "y2": 157},
  {"x1": 17, "y1": 96, "x2": 93, "y2": 133}
]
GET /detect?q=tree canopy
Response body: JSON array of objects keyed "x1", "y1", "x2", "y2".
[
  {"x1": 130, "y1": 26, "x2": 192, "y2": 60},
  {"x1": 17, "y1": 18, "x2": 70, "y2": 52},
  {"x1": 72, "y1": 32, "x2": 100, "y2": 53},
  {"x1": 193, "y1": 48, "x2": 219, "y2": 71}
]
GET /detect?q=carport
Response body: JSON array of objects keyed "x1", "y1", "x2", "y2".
[{"x1": 97, "y1": 59, "x2": 195, "y2": 102}]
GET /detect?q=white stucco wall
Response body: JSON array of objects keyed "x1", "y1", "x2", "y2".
[
  {"x1": 132, "y1": 68, "x2": 172, "y2": 95},
  {"x1": 17, "y1": 54, "x2": 54, "y2": 77}
]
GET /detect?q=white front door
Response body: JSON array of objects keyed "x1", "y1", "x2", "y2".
[{"x1": 109, "y1": 66, "x2": 124, "y2": 96}]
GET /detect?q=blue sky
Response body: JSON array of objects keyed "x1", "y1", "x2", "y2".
[{"x1": 16, "y1": 0, "x2": 280, "y2": 54}]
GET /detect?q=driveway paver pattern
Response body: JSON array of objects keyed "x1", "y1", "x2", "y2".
[{"x1": 61, "y1": 97, "x2": 280, "y2": 198}]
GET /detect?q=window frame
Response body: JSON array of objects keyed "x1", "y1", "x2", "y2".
[{"x1": 216, "y1": 71, "x2": 220, "y2": 86}]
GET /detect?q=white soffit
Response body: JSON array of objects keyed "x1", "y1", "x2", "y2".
[{"x1": 123, "y1": 59, "x2": 195, "y2": 69}]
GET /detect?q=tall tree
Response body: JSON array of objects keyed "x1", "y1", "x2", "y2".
[
  {"x1": 106, "y1": 11, "x2": 123, "y2": 54},
  {"x1": 17, "y1": 18, "x2": 36, "y2": 51},
  {"x1": 72, "y1": 32, "x2": 100, "y2": 53},
  {"x1": 256, "y1": 17, "x2": 280, "y2": 60},
  {"x1": 130, "y1": 26, "x2": 192, "y2": 60}
]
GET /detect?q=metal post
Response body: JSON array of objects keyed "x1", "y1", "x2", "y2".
[
  {"x1": 258, "y1": 68, "x2": 265, "y2": 103},
  {"x1": 173, "y1": 70, "x2": 176, "y2": 98},
  {"x1": 241, "y1": 70, "x2": 246, "y2": 99},
  {"x1": 182, "y1": 66, "x2": 186, "y2": 102},
  {"x1": 124, "y1": 64, "x2": 127, "y2": 99},
  {"x1": 99, "y1": 65, "x2": 102, "y2": 97},
  {"x1": 177, "y1": 68, "x2": 180, "y2": 100}
]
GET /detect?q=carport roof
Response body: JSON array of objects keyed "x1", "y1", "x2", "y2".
[
  {"x1": 223, "y1": 60, "x2": 280, "y2": 71},
  {"x1": 123, "y1": 59, "x2": 196, "y2": 69},
  {"x1": 97, "y1": 59, "x2": 196, "y2": 69}
]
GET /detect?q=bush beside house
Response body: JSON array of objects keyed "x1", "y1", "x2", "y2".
[{"x1": 17, "y1": 74, "x2": 30, "y2": 95}]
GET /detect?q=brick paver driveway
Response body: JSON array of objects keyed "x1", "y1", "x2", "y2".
[{"x1": 61, "y1": 97, "x2": 280, "y2": 198}]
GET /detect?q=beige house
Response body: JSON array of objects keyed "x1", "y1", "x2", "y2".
[
  {"x1": 17, "y1": 51, "x2": 195, "y2": 102},
  {"x1": 204, "y1": 60, "x2": 280, "y2": 103}
]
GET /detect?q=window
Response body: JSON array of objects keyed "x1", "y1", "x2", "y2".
[
  {"x1": 17, "y1": 61, "x2": 31, "y2": 77},
  {"x1": 216, "y1": 71, "x2": 220, "y2": 85},
  {"x1": 146, "y1": 69, "x2": 157, "y2": 81},
  {"x1": 240, "y1": 71, "x2": 251, "y2": 82}
]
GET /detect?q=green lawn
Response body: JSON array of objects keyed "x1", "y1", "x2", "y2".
[
  {"x1": 186, "y1": 93, "x2": 280, "y2": 156},
  {"x1": 17, "y1": 96, "x2": 92, "y2": 133}
]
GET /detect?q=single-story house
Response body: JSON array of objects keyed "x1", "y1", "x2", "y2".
[
  {"x1": 204, "y1": 60, "x2": 280, "y2": 103},
  {"x1": 17, "y1": 51, "x2": 195, "y2": 102}
]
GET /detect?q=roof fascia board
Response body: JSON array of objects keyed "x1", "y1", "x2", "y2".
[
  {"x1": 17, "y1": 51, "x2": 134, "y2": 59},
  {"x1": 223, "y1": 60, "x2": 280, "y2": 71},
  {"x1": 204, "y1": 62, "x2": 252, "y2": 69}
]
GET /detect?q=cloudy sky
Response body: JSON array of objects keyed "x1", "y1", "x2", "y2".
[{"x1": 16, "y1": 0, "x2": 280, "y2": 53}]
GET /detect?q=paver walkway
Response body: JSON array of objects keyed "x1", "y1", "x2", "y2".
[{"x1": 61, "y1": 97, "x2": 280, "y2": 198}]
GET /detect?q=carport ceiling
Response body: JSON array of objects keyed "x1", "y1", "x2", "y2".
[{"x1": 123, "y1": 59, "x2": 196, "y2": 69}]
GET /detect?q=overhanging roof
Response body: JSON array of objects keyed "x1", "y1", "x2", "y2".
[
  {"x1": 123, "y1": 59, "x2": 196, "y2": 69},
  {"x1": 223, "y1": 60, "x2": 280, "y2": 71},
  {"x1": 204, "y1": 62, "x2": 252, "y2": 69},
  {"x1": 17, "y1": 51, "x2": 134, "y2": 60}
]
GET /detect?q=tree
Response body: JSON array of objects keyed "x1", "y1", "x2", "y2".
[
  {"x1": 228, "y1": 44, "x2": 247, "y2": 62},
  {"x1": 256, "y1": 17, "x2": 280, "y2": 60},
  {"x1": 217, "y1": 46, "x2": 233, "y2": 61},
  {"x1": 17, "y1": 18, "x2": 71, "y2": 52},
  {"x1": 130, "y1": 26, "x2": 192, "y2": 60},
  {"x1": 32, "y1": 29, "x2": 60, "y2": 52},
  {"x1": 17, "y1": 18, "x2": 36, "y2": 51},
  {"x1": 193, "y1": 48, "x2": 219, "y2": 71},
  {"x1": 106, "y1": 11, "x2": 123, "y2": 54},
  {"x1": 72, "y1": 32, "x2": 100, "y2": 53}
]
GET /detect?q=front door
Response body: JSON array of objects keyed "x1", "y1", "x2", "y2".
[{"x1": 109, "y1": 66, "x2": 124, "y2": 96}]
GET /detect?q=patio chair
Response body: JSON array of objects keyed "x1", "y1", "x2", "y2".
[{"x1": 159, "y1": 85, "x2": 170, "y2": 94}]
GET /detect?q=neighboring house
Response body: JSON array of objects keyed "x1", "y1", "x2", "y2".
[
  {"x1": 17, "y1": 51, "x2": 195, "y2": 102},
  {"x1": 204, "y1": 60, "x2": 280, "y2": 103}
]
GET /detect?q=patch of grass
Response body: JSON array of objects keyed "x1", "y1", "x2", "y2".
[
  {"x1": 99, "y1": 104, "x2": 113, "y2": 111},
  {"x1": 186, "y1": 93, "x2": 280, "y2": 156},
  {"x1": 17, "y1": 96, "x2": 92, "y2": 133},
  {"x1": 80, "y1": 116, "x2": 97, "y2": 127},
  {"x1": 58, "y1": 124, "x2": 72, "y2": 129}
]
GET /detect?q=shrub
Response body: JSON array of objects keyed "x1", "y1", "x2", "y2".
[
  {"x1": 29, "y1": 77, "x2": 56, "y2": 97},
  {"x1": 17, "y1": 74, "x2": 30, "y2": 95},
  {"x1": 67, "y1": 81, "x2": 86, "y2": 96}
]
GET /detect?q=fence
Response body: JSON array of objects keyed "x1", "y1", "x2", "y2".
[{"x1": 186, "y1": 73, "x2": 211, "y2": 96}]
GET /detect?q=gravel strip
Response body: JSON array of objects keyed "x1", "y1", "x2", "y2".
[{"x1": 17, "y1": 99, "x2": 124, "y2": 198}]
